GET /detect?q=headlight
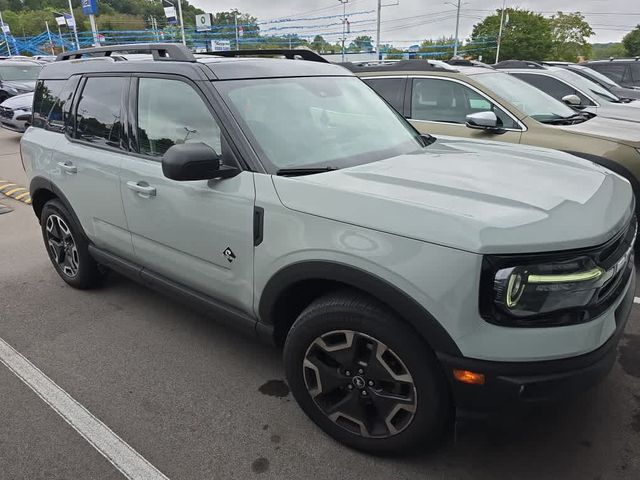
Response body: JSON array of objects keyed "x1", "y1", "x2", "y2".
[{"x1": 480, "y1": 221, "x2": 636, "y2": 327}]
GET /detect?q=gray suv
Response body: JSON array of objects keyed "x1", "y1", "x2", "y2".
[{"x1": 22, "y1": 44, "x2": 636, "y2": 454}]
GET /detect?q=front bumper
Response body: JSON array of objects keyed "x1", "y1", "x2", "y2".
[
  {"x1": 0, "y1": 107, "x2": 29, "y2": 133},
  {"x1": 438, "y1": 266, "x2": 635, "y2": 415}
]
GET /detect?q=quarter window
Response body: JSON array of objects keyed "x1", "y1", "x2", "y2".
[
  {"x1": 410, "y1": 78, "x2": 517, "y2": 128},
  {"x1": 136, "y1": 77, "x2": 222, "y2": 158},
  {"x1": 363, "y1": 78, "x2": 406, "y2": 113},
  {"x1": 75, "y1": 77, "x2": 126, "y2": 149}
]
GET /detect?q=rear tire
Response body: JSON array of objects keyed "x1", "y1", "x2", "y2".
[
  {"x1": 283, "y1": 290, "x2": 450, "y2": 455},
  {"x1": 40, "y1": 199, "x2": 104, "y2": 289}
]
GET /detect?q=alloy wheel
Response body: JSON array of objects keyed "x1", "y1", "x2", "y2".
[
  {"x1": 45, "y1": 214, "x2": 79, "y2": 278},
  {"x1": 303, "y1": 330, "x2": 417, "y2": 438}
]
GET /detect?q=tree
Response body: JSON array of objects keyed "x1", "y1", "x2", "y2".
[
  {"x1": 470, "y1": 8, "x2": 553, "y2": 63},
  {"x1": 590, "y1": 42, "x2": 628, "y2": 60},
  {"x1": 311, "y1": 35, "x2": 330, "y2": 53},
  {"x1": 418, "y1": 36, "x2": 455, "y2": 59},
  {"x1": 623, "y1": 25, "x2": 640, "y2": 56},
  {"x1": 348, "y1": 35, "x2": 373, "y2": 53},
  {"x1": 550, "y1": 12, "x2": 594, "y2": 61}
]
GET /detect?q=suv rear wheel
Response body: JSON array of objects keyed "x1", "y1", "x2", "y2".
[
  {"x1": 283, "y1": 290, "x2": 450, "y2": 454},
  {"x1": 40, "y1": 199, "x2": 104, "y2": 289}
]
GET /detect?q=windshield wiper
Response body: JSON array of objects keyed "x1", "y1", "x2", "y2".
[
  {"x1": 540, "y1": 113, "x2": 590, "y2": 125},
  {"x1": 276, "y1": 166, "x2": 338, "y2": 177}
]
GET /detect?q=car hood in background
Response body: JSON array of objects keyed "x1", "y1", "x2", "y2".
[
  {"x1": 1, "y1": 91, "x2": 33, "y2": 108},
  {"x1": 273, "y1": 138, "x2": 634, "y2": 254},
  {"x1": 558, "y1": 115, "x2": 640, "y2": 147},
  {"x1": 583, "y1": 102, "x2": 640, "y2": 124},
  {"x1": 1, "y1": 80, "x2": 36, "y2": 92}
]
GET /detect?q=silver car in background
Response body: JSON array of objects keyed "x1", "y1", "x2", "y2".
[{"x1": 0, "y1": 92, "x2": 33, "y2": 133}]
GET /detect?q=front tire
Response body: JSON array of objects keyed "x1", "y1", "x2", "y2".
[
  {"x1": 40, "y1": 199, "x2": 104, "y2": 289},
  {"x1": 283, "y1": 290, "x2": 450, "y2": 455}
]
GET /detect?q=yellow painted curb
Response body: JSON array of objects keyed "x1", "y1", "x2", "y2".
[{"x1": 0, "y1": 180, "x2": 31, "y2": 205}]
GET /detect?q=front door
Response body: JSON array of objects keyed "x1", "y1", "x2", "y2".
[{"x1": 119, "y1": 76, "x2": 256, "y2": 314}]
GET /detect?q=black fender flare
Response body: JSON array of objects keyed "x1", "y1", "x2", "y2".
[
  {"x1": 258, "y1": 260, "x2": 462, "y2": 356},
  {"x1": 563, "y1": 150, "x2": 640, "y2": 211}
]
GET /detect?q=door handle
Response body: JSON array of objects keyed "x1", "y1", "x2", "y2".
[
  {"x1": 57, "y1": 161, "x2": 77, "y2": 174},
  {"x1": 126, "y1": 181, "x2": 157, "y2": 197}
]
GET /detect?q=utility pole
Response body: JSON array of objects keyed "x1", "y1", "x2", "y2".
[
  {"x1": 376, "y1": 0, "x2": 382, "y2": 60},
  {"x1": 66, "y1": 0, "x2": 80, "y2": 50},
  {"x1": 339, "y1": 0, "x2": 348, "y2": 62},
  {"x1": 0, "y1": 11, "x2": 12, "y2": 57},
  {"x1": 56, "y1": 22, "x2": 65, "y2": 52},
  {"x1": 453, "y1": 0, "x2": 461, "y2": 57},
  {"x1": 234, "y1": 10, "x2": 239, "y2": 50},
  {"x1": 496, "y1": 0, "x2": 507, "y2": 63},
  {"x1": 89, "y1": 14, "x2": 99, "y2": 46},
  {"x1": 45, "y1": 21, "x2": 55, "y2": 54},
  {"x1": 177, "y1": 0, "x2": 186, "y2": 45}
]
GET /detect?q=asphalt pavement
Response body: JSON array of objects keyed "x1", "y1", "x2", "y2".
[{"x1": 1, "y1": 128, "x2": 639, "y2": 479}]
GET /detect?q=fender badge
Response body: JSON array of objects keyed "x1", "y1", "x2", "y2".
[{"x1": 223, "y1": 247, "x2": 236, "y2": 263}]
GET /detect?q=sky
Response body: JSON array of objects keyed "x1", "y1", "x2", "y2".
[{"x1": 190, "y1": 0, "x2": 640, "y2": 48}]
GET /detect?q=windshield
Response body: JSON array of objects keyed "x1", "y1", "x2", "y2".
[
  {"x1": 216, "y1": 76, "x2": 423, "y2": 172},
  {"x1": 571, "y1": 66, "x2": 620, "y2": 88},
  {"x1": 471, "y1": 72, "x2": 577, "y2": 122},
  {"x1": 552, "y1": 68, "x2": 621, "y2": 103},
  {"x1": 0, "y1": 64, "x2": 41, "y2": 81}
]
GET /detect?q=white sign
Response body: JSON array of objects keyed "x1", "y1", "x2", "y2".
[
  {"x1": 55, "y1": 16, "x2": 66, "y2": 26},
  {"x1": 238, "y1": 26, "x2": 244, "y2": 37},
  {"x1": 1, "y1": 24, "x2": 9, "y2": 34},
  {"x1": 164, "y1": 6, "x2": 176, "y2": 21},
  {"x1": 211, "y1": 40, "x2": 231, "y2": 51},
  {"x1": 196, "y1": 13, "x2": 212, "y2": 32}
]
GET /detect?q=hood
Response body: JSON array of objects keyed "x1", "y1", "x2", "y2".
[
  {"x1": 1, "y1": 80, "x2": 36, "y2": 93},
  {"x1": 584, "y1": 102, "x2": 640, "y2": 123},
  {"x1": 611, "y1": 87, "x2": 640, "y2": 100},
  {"x1": 273, "y1": 138, "x2": 634, "y2": 254},
  {"x1": 1, "y1": 91, "x2": 33, "y2": 109},
  {"x1": 557, "y1": 115, "x2": 640, "y2": 147}
]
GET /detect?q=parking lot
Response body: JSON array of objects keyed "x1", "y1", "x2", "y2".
[{"x1": 1, "y1": 126, "x2": 639, "y2": 479}]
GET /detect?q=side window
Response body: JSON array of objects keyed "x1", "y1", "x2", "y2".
[
  {"x1": 410, "y1": 78, "x2": 517, "y2": 128},
  {"x1": 628, "y1": 64, "x2": 640, "y2": 85},
  {"x1": 512, "y1": 73, "x2": 594, "y2": 106},
  {"x1": 136, "y1": 77, "x2": 222, "y2": 158},
  {"x1": 32, "y1": 80, "x2": 65, "y2": 129},
  {"x1": 590, "y1": 64, "x2": 627, "y2": 84},
  {"x1": 74, "y1": 77, "x2": 126, "y2": 149},
  {"x1": 363, "y1": 78, "x2": 406, "y2": 113}
]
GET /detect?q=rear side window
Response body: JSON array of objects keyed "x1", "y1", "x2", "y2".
[
  {"x1": 511, "y1": 73, "x2": 595, "y2": 106},
  {"x1": 33, "y1": 80, "x2": 65, "y2": 129},
  {"x1": 363, "y1": 78, "x2": 406, "y2": 113},
  {"x1": 628, "y1": 64, "x2": 640, "y2": 85},
  {"x1": 74, "y1": 77, "x2": 126, "y2": 149}
]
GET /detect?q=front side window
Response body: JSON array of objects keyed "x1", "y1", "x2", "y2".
[
  {"x1": 136, "y1": 77, "x2": 222, "y2": 157},
  {"x1": 215, "y1": 76, "x2": 422, "y2": 172},
  {"x1": 511, "y1": 73, "x2": 594, "y2": 106},
  {"x1": 32, "y1": 79, "x2": 65, "y2": 129},
  {"x1": 588, "y1": 64, "x2": 628, "y2": 84},
  {"x1": 410, "y1": 77, "x2": 517, "y2": 128},
  {"x1": 75, "y1": 77, "x2": 126, "y2": 149}
]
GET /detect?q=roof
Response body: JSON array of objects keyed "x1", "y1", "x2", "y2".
[
  {"x1": 582, "y1": 58, "x2": 640, "y2": 64},
  {"x1": 493, "y1": 60, "x2": 545, "y2": 70},
  {"x1": 41, "y1": 44, "x2": 352, "y2": 81},
  {"x1": 340, "y1": 59, "x2": 457, "y2": 74}
]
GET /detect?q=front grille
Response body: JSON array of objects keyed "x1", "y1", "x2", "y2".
[{"x1": 0, "y1": 107, "x2": 12, "y2": 119}]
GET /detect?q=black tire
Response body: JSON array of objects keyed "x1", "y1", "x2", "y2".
[
  {"x1": 283, "y1": 290, "x2": 450, "y2": 455},
  {"x1": 40, "y1": 199, "x2": 104, "y2": 289}
]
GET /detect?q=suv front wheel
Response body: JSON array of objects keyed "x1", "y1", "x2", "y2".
[
  {"x1": 40, "y1": 199, "x2": 104, "y2": 289},
  {"x1": 284, "y1": 290, "x2": 450, "y2": 454}
]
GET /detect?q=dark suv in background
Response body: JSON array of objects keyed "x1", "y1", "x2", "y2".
[{"x1": 582, "y1": 58, "x2": 640, "y2": 90}]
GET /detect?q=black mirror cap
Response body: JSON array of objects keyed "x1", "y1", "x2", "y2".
[{"x1": 162, "y1": 142, "x2": 239, "y2": 181}]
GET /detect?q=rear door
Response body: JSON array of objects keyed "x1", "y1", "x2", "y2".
[
  {"x1": 50, "y1": 75, "x2": 135, "y2": 259},
  {"x1": 119, "y1": 75, "x2": 256, "y2": 314},
  {"x1": 406, "y1": 76, "x2": 523, "y2": 143}
]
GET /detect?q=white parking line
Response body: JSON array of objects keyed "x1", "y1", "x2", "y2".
[
  {"x1": 635, "y1": 297, "x2": 640, "y2": 304},
  {"x1": 0, "y1": 337, "x2": 170, "y2": 480}
]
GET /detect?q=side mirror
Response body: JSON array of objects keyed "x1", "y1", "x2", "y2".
[
  {"x1": 562, "y1": 94, "x2": 582, "y2": 106},
  {"x1": 162, "y1": 143, "x2": 239, "y2": 181},
  {"x1": 465, "y1": 111, "x2": 504, "y2": 133}
]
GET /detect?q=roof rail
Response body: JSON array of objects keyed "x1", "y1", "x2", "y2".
[
  {"x1": 201, "y1": 48, "x2": 328, "y2": 63},
  {"x1": 340, "y1": 59, "x2": 455, "y2": 73},
  {"x1": 493, "y1": 60, "x2": 545, "y2": 69},
  {"x1": 55, "y1": 43, "x2": 196, "y2": 62}
]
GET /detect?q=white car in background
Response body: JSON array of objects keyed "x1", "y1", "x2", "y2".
[{"x1": 0, "y1": 92, "x2": 33, "y2": 133}]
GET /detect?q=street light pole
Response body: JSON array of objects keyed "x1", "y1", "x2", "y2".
[
  {"x1": 234, "y1": 10, "x2": 239, "y2": 50},
  {"x1": 376, "y1": 0, "x2": 381, "y2": 60},
  {"x1": 45, "y1": 21, "x2": 55, "y2": 54},
  {"x1": 453, "y1": 0, "x2": 461, "y2": 57},
  {"x1": 339, "y1": 0, "x2": 348, "y2": 62},
  {"x1": 66, "y1": 0, "x2": 80, "y2": 50},
  {"x1": 177, "y1": 0, "x2": 186, "y2": 45},
  {"x1": 496, "y1": 0, "x2": 507, "y2": 63}
]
